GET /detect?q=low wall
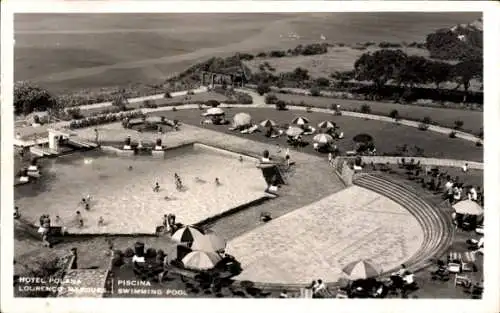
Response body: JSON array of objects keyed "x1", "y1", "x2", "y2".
[
  {"x1": 358, "y1": 156, "x2": 483, "y2": 170},
  {"x1": 193, "y1": 142, "x2": 258, "y2": 162},
  {"x1": 331, "y1": 158, "x2": 354, "y2": 186}
]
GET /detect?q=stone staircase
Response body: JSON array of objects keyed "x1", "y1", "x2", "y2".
[{"x1": 353, "y1": 173, "x2": 454, "y2": 274}]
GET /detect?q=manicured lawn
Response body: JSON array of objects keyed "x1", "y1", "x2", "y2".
[
  {"x1": 151, "y1": 108, "x2": 483, "y2": 162},
  {"x1": 273, "y1": 94, "x2": 483, "y2": 134}
]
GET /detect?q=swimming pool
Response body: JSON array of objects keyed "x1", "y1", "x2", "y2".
[{"x1": 15, "y1": 143, "x2": 268, "y2": 234}]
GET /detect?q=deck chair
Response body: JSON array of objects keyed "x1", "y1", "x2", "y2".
[
  {"x1": 461, "y1": 251, "x2": 477, "y2": 272},
  {"x1": 299, "y1": 287, "x2": 313, "y2": 298},
  {"x1": 270, "y1": 129, "x2": 284, "y2": 138},
  {"x1": 447, "y1": 252, "x2": 462, "y2": 273},
  {"x1": 247, "y1": 125, "x2": 259, "y2": 134},
  {"x1": 454, "y1": 274, "x2": 471, "y2": 288},
  {"x1": 335, "y1": 289, "x2": 348, "y2": 299}
]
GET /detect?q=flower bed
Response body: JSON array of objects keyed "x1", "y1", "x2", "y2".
[{"x1": 69, "y1": 110, "x2": 144, "y2": 129}]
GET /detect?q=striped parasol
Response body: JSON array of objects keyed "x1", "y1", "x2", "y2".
[
  {"x1": 171, "y1": 226, "x2": 205, "y2": 245},
  {"x1": 233, "y1": 112, "x2": 252, "y2": 127},
  {"x1": 317, "y1": 121, "x2": 336, "y2": 129},
  {"x1": 342, "y1": 259, "x2": 382, "y2": 280},
  {"x1": 286, "y1": 126, "x2": 304, "y2": 137},
  {"x1": 190, "y1": 232, "x2": 227, "y2": 253},
  {"x1": 291, "y1": 117, "x2": 309, "y2": 126},
  {"x1": 181, "y1": 251, "x2": 222, "y2": 270},
  {"x1": 313, "y1": 133, "x2": 334, "y2": 144},
  {"x1": 259, "y1": 119, "x2": 277, "y2": 128}
]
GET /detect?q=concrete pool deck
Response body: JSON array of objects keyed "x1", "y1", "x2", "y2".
[{"x1": 227, "y1": 185, "x2": 425, "y2": 285}]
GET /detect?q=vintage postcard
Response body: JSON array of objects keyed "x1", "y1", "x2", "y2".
[{"x1": 1, "y1": 1, "x2": 499, "y2": 313}]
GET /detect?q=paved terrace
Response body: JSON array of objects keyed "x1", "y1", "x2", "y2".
[{"x1": 227, "y1": 185, "x2": 424, "y2": 285}]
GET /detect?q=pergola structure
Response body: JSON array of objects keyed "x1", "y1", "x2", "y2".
[{"x1": 200, "y1": 66, "x2": 249, "y2": 88}]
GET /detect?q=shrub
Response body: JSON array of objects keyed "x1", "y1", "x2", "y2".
[
  {"x1": 124, "y1": 248, "x2": 134, "y2": 258},
  {"x1": 422, "y1": 116, "x2": 432, "y2": 124},
  {"x1": 265, "y1": 93, "x2": 278, "y2": 104},
  {"x1": 257, "y1": 83, "x2": 271, "y2": 95},
  {"x1": 146, "y1": 248, "x2": 157, "y2": 258},
  {"x1": 275, "y1": 100, "x2": 287, "y2": 111},
  {"x1": 476, "y1": 140, "x2": 483, "y2": 147},
  {"x1": 187, "y1": 90, "x2": 195, "y2": 95},
  {"x1": 418, "y1": 122, "x2": 429, "y2": 131},
  {"x1": 112, "y1": 254, "x2": 124, "y2": 267},
  {"x1": 269, "y1": 50, "x2": 286, "y2": 58},
  {"x1": 164, "y1": 92, "x2": 172, "y2": 98},
  {"x1": 454, "y1": 120, "x2": 464, "y2": 130},
  {"x1": 315, "y1": 77, "x2": 330, "y2": 88},
  {"x1": 206, "y1": 100, "x2": 220, "y2": 108},
  {"x1": 256, "y1": 52, "x2": 267, "y2": 57},
  {"x1": 143, "y1": 100, "x2": 158, "y2": 108},
  {"x1": 360, "y1": 104, "x2": 371, "y2": 114},
  {"x1": 309, "y1": 87, "x2": 321, "y2": 97},
  {"x1": 449, "y1": 131, "x2": 457, "y2": 138},
  {"x1": 172, "y1": 107, "x2": 178, "y2": 112},
  {"x1": 67, "y1": 108, "x2": 83, "y2": 119},
  {"x1": 389, "y1": 109, "x2": 399, "y2": 119},
  {"x1": 234, "y1": 92, "x2": 253, "y2": 104}
]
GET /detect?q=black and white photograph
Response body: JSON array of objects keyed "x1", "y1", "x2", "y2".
[{"x1": 1, "y1": 1, "x2": 499, "y2": 313}]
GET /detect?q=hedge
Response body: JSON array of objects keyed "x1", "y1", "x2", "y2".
[{"x1": 69, "y1": 110, "x2": 144, "y2": 129}]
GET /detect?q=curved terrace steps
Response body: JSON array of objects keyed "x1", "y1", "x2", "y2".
[{"x1": 353, "y1": 174, "x2": 454, "y2": 274}]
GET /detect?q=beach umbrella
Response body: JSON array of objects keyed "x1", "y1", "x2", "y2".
[
  {"x1": 233, "y1": 112, "x2": 252, "y2": 127},
  {"x1": 353, "y1": 133, "x2": 373, "y2": 143},
  {"x1": 286, "y1": 126, "x2": 304, "y2": 137},
  {"x1": 181, "y1": 251, "x2": 222, "y2": 270},
  {"x1": 259, "y1": 119, "x2": 277, "y2": 128},
  {"x1": 318, "y1": 121, "x2": 335, "y2": 129},
  {"x1": 204, "y1": 107, "x2": 225, "y2": 116},
  {"x1": 171, "y1": 226, "x2": 205, "y2": 244},
  {"x1": 453, "y1": 200, "x2": 483, "y2": 216},
  {"x1": 313, "y1": 133, "x2": 334, "y2": 144},
  {"x1": 190, "y1": 232, "x2": 227, "y2": 253},
  {"x1": 291, "y1": 117, "x2": 309, "y2": 126},
  {"x1": 342, "y1": 259, "x2": 382, "y2": 280}
]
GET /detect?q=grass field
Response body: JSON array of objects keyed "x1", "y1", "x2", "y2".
[
  {"x1": 15, "y1": 13, "x2": 480, "y2": 93},
  {"x1": 152, "y1": 108, "x2": 483, "y2": 162},
  {"x1": 272, "y1": 94, "x2": 483, "y2": 134},
  {"x1": 244, "y1": 46, "x2": 432, "y2": 77}
]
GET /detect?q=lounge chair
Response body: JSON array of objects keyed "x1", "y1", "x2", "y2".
[
  {"x1": 270, "y1": 129, "x2": 284, "y2": 138},
  {"x1": 240, "y1": 125, "x2": 259, "y2": 134},
  {"x1": 303, "y1": 127, "x2": 316, "y2": 135}
]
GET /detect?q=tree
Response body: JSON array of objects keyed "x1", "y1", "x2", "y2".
[
  {"x1": 112, "y1": 89, "x2": 128, "y2": 110},
  {"x1": 206, "y1": 100, "x2": 220, "y2": 108},
  {"x1": 398, "y1": 55, "x2": 430, "y2": 88},
  {"x1": 452, "y1": 58, "x2": 482, "y2": 102},
  {"x1": 426, "y1": 61, "x2": 452, "y2": 89},
  {"x1": 354, "y1": 49, "x2": 407, "y2": 90},
  {"x1": 257, "y1": 83, "x2": 271, "y2": 95},
  {"x1": 14, "y1": 81, "x2": 57, "y2": 115}
]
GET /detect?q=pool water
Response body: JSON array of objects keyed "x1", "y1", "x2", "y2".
[{"x1": 15, "y1": 144, "x2": 268, "y2": 234}]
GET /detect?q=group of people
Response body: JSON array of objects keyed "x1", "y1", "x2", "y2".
[
  {"x1": 442, "y1": 175, "x2": 483, "y2": 206},
  {"x1": 153, "y1": 174, "x2": 222, "y2": 195}
]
